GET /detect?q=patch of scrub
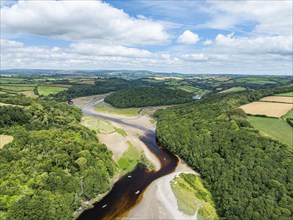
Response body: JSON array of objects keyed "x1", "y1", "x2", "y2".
[
  {"x1": 118, "y1": 141, "x2": 154, "y2": 174},
  {"x1": 115, "y1": 127, "x2": 127, "y2": 137},
  {"x1": 81, "y1": 115, "x2": 116, "y2": 134},
  {"x1": 170, "y1": 173, "x2": 218, "y2": 219},
  {"x1": 0, "y1": 135, "x2": 14, "y2": 148}
]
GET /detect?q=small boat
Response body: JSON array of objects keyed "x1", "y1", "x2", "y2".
[
  {"x1": 135, "y1": 190, "x2": 140, "y2": 195},
  {"x1": 102, "y1": 204, "x2": 107, "y2": 208},
  {"x1": 127, "y1": 175, "x2": 132, "y2": 178}
]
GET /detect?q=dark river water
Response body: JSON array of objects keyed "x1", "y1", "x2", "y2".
[{"x1": 76, "y1": 104, "x2": 179, "y2": 220}]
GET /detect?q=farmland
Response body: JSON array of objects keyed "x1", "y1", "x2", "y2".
[
  {"x1": 260, "y1": 96, "x2": 293, "y2": 104},
  {"x1": 240, "y1": 101, "x2": 292, "y2": 118},
  {"x1": 248, "y1": 116, "x2": 292, "y2": 147},
  {"x1": 37, "y1": 86, "x2": 68, "y2": 96},
  {"x1": 276, "y1": 92, "x2": 293, "y2": 97}
]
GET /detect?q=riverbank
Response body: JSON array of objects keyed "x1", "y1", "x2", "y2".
[{"x1": 72, "y1": 95, "x2": 200, "y2": 219}]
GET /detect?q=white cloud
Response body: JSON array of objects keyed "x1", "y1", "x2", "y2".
[
  {"x1": 181, "y1": 54, "x2": 208, "y2": 62},
  {"x1": 70, "y1": 43, "x2": 152, "y2": 58},
  {"x1": 203, "y1": 1, "x2": 292, "y2": 36},
  {"x1": 0, "y1": 0, "x2": 170, "y2": 45},
  {"x1": 177, "y1": 30, "x2": 199, "y2": 44},
  {"x1": 214, "y1": 33, "x2": 292, "y2": 55}
]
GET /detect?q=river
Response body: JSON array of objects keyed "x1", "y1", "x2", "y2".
[{"x1": 75, "y1": 99, "x2": 179, "y2": 220}]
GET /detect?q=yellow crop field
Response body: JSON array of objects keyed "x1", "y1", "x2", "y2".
[
  {"x1": 240, "y1": 101, "x2": 292, "y2": 118},
  {"x1": 260, "y1": 96, "x2": 293, "y2": 104}
]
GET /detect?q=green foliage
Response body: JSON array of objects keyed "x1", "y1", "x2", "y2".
[
  {"x1": 105, "y1": 87, "x2": 193, "y2": 108},
  {"x1": 0, "y1": 95, "x2": 115, "y2": 219},
  {"x1": 156, "y1": 85, "x2": 293, "y2": 219}
]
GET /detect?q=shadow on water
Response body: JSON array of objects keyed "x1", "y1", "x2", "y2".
[{"x1": 77, "y1": 107, "x2": 179, "y2": 220}]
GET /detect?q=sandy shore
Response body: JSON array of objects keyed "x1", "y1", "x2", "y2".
[{"x1": 126, "y1": 160, "x2": 198, "y2": 220}]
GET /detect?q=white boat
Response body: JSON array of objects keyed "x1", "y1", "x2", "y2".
[
  {"x1": 135, "y1": 190, "x2": 140, "y2": 195},
  {"x1": 127, "y1": 175, "x2": 132, "y2": 178},
  {"x1": 102, "y1": 204, "x2": 107, "y2": 208}
]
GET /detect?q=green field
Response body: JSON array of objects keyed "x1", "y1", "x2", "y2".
[
  {"x1": 170, "y1": 173, "x2": 218, "y2": 219},
  {"x1": 0, "y1": 77, "x2": 26, "y2": 84},
  {"x1": 117, "y1": 142, "x2": 154, "y2": 173},
  {"x1": 235, "y1": 77, "x2": 277, "y2": 85},
  {"x1": 38, "y1": 86, "x2": 68, "y2": 96},
  {"x1": 276, "y1": 92, "x2": 293, "y2": 97},
  {"x1": 81, "y1": 115, "x2": 116, "y2": 134},
  {"x1": 178, "y1": 85, "x2": 198, "y2": 93},
  {"x1": 248, "y1": 116, "x2": 293, "y2": 147},
  {"x1": 220, "y1": 86, "x2": 246, "y2": 93},
  {"x1": 0, "y1": 84, "x2": 36, "y2": 92},
  {"x1": 94, "y1": 102, "x2": 140, "y2": 116}
]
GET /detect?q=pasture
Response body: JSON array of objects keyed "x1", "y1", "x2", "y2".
[
  {"x1": 0, "y1": 84, "x2": 36, "y2": 92},
  {"x1": 240, "y1": 101, "x2": 292, "y2": 118},
  {"x1": 276, "y1": 92, "x2": 293, "y2": 97},
  {"x1": 37, "y1": 86, "x2": 68, "y2": 96},
  {"x1": 219, "y1": 86, "x2": 246, "y2": 93},
  {"x1": 248, "y1": 116, "x2": 292, "y2": 147},
  {"x1": 260, "y1": 96, "x2": 293, "y2": 104}
]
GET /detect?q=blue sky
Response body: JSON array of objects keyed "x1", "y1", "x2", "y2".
[{"x1": 1, "y1": 0, "x2": 292, "y2": 75}]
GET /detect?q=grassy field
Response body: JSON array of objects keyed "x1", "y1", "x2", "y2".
[
  {"x1": 248, "y1": 116, "x2": 293, "y2": 147},
  {"x1": 94, "y1": 102, "x2": 141, "y2": 116},
  {"x1": 118, "y1": 142, "x2": 154, "y2": 173},
  {"x1": 178, "y1": 85, "x2": 198, "y2": 93},
  {"x1": 80, "y1": 115, "x2": 116, "y2": 134},
  {"x1": 219, "y1": 86, "x2": 246, "y2": 93},
  {"x1": 0, "y1": 84, "x2": 36, "y2": 92},
  {"x1": 170, "y1": 173, "x2": 218, "y2": 219},
  {"x1": 0, "y1": 77, "x2": 26, "y2": 84},
  {"x1": 37, "y1": 86, "x2": 68, "y2": 96},
  {"x1": 276, "y1": 92, "x2": 293, "y2": 97},
  {"x1": 0, "y1": 135, "x2": 14, "y2": 148},
  {"x1": 235, "y1": 77, "x2": 277, "y2": 85}
]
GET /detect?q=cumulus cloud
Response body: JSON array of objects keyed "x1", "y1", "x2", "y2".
[
  {"x1": 177, "y1": 30, "x2": 199, "y2": 44},
  {"x1": 0, "y1": 0, "x2": 170, "y2": 45}
]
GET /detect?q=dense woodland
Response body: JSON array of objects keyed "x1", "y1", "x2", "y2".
[
  {"x1": 0, "y1": 95, "x2": 115, "y2": 220},
  {"x1": 104, "y1": 87, "x2": 193, "y2": 108},
  {"x1": 155, "y1": 85, "x2": 293, "y2": 219}
]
